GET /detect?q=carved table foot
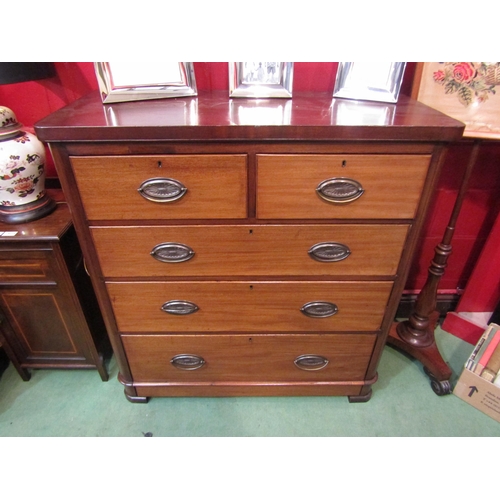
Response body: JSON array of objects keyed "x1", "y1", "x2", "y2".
[{"x1": 387, "y1": 313, "x2": 452, "y2": 396}]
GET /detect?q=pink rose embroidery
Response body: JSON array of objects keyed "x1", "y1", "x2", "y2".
[
  {"x1": 433, "y1": 70, "x2": 446, "y2": 82},
  {"x1": 452, "y1": 62, "x2": 476, "y2": 83},
  {"x1": 432, "y1": 62, "x2": 499, "y2": 106}
]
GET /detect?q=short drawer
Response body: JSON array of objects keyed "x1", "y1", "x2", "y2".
[
  {"x1": 122, "y1": 333, "x2": 376, "y2": 383},
  {"x1": 257, "y1": 154, "x2": 431, "y2": 219},
  {"x1": 107, "y1": 281, "x2": 393, "y2": 332},
  {"x1": 70, "y1": 155, "x2": 248, "y2": 220},
  {"x1": 0, "y1": 250, "x2": 55, "y2": 283},
  {"x1": 92, "y1": 224, "x2": 409, "y2": 277}
]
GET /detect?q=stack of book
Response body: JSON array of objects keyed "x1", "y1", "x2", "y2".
[{"x1": 454, "y1": 323, "x2": 500, "y2": 423}]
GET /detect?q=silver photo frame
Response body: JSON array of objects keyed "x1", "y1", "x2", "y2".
[
  {"x1": 94, "y1": 62, "x2": 197, "y2": 104},
  {"x1": 333, "y1": 62, "x2": 406, "y2": 103},
  {"x1": 229, "y1": 62, "x2": 294, "y2": 98}
]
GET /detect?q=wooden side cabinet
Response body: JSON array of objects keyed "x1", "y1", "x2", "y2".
[{"x1": 0, "y1": 198, "x2": 110, "y2": 381}]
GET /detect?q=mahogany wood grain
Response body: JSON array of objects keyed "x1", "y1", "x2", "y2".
[
  {"x1": 91, "y1": 224, "x2": 409, "y2": 278},
  {"x1": 0, "y1": 252, "x2": 56, "y2": 283},
  {"x1": 70, "y1": 155, "x2": 248, "y2": 220},
  {"x1": 107, "y1": 281, "x2": 392, "y2": 332},
  {"x1": 34, "y1": 91, "x2": 465, "y2": 401},
  {"x1": 0, "y1": 203, "x2": 110, "y2": 379},
  {"x1": 0, "y1": 288, "x2": 80, "y2": 353},
  {"x1": 122, "y1": 333, "x2": 376, "y2": 383},
  {"x1": 257, "y1": 154, "x2": 431, "y2": 219},
  {"x1": 34, "y1": 91, "x2": 465, "y2": 143},
  {"x1": 134, "y1": 385, "x2": 364, "y2": 398},
  {"x1": 62, "y1": 141, "x2": 437, "y2": 157}
]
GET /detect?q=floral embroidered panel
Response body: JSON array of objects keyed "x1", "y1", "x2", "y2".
[{"x1": 415, "y1": 62, "x2": 500, "y2": 140}]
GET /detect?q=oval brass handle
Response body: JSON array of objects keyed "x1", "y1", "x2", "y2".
[
  {"x1": 170, "y1": 354, "x2": 205, "y2": 370},
  {"x1": 151, "y1": 242, "x2": 195, "y2": 263},
  {"x1": 138, "y1": 177, "x2": 187, "y2": 203},
  {"x1": 161, "y1": 300, "x2": 199, "y2": 315},
  {"x1": 308, "y1": 242, "x2": 351, "y2": 262},
  {"x1": 294, "y1": 354, "x2": 329, "y2": 371},
  {"x1": 161, "y1": 300, "x2": 200, "y2": 316},
  {"x1": 316, "y1": 178, "x2": 364, "y2": 203},
  {"x1": 301, "y1": 301, "x2": 338, "y2": 318}
]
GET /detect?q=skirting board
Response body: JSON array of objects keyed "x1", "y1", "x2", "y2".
[
  {"x1": 396, "y1": 293, "x2": 459, "y2": 321},
  {"x1": 441, "y1": 311, "x2": 493, "y2": 345}
]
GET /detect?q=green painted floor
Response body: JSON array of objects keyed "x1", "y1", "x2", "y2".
[{"x1": 1, "y1": 326, "x2": 499, "y2": 437}]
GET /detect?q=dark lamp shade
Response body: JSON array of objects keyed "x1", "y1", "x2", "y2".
[{"x1": 0, "y1": 62, "x2": 56, "y2": 85}]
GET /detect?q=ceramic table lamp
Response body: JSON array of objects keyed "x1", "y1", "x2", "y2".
[{"x1": 0, "y1": 63, "x2": 56, "y2": 223}]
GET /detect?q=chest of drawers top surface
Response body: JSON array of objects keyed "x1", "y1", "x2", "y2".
[{"x1": 35, "y1": 90, "x2": 464, "y2": 143}]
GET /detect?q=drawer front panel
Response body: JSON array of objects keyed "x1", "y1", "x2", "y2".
[
  {"x1": 92, "y1": 224, "x2": 409, "y2": 277},
  {"x1": 0, "y1": 251, "x2": 55, "y2": 283},
  {"x1": 122, "y1": 333, "x2": 376, "y2": 383},
  {"x1": 257, "y1": 154, "x2": 431, "y2": 219},
  {"x1": 108, "y1": 281, "x2": 393, "y2": 332},
  {"x1": 70, "y1": 155, "x2": 248, "y2": 220}
]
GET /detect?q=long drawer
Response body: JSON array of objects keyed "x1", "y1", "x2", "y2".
[
  {"x1": 257, "y1": 154, "x2": 431, "y2": 219},
  {"x1": 122, "y1": 333, "x2": 377, "y2": 383},
  {"x1": 91, "y1": 224, "x2": 409, "y2": 277},
  {"x1": 70, "y1": 155, "x2": 248, "y2": 220},
  {"x1": 107, "y1": 281, "x2": 393, "y2": 332}
]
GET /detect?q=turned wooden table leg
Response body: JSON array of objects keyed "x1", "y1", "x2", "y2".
[{"x1": 388, "y1": 140, "x2": 481, "y2": 394}]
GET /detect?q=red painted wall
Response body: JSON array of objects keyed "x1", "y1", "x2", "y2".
[
  {"x1": 406, "y1": 141, "x2": 500, "y2": 292},
  {"x1": 1, "y1": 62, "x2": 499, "y2": 294}
]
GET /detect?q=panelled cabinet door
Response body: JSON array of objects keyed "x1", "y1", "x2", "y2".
[{"x1": 0, "y1": 287, "x2": 90, "y2": 363}]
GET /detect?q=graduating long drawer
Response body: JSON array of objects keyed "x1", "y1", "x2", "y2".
[
  {"x1": 122, "y1": 333, "x2": 377, "y2": 383},
  {"x1": 107, "y1": 281, "x2": 393, "y2": 332},
  {"x1": 91, "y1": 224, "x2": 409, "y2": 277}
]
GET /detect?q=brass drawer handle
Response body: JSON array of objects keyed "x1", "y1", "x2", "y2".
[
  {"x1": 161, "y1": 300, "x2": 199, "y2": 315},
  {"x1": 301, "y1": 301, "x2": 338, "y2": 318},
  {"x1": 171, "y1": 354, "x2": 205, "y2": 370},
  {"x1": 316, "y1": 178, "x2": 364, "y2": 203},
  {"x1": 138, "y1": 177, "x2": 187, "y2": 203},
  {"x1": 308, "y1": 242, "x2": 351, "y2": 262},
  {"x1": 294, "y1": 354, "x2": 329, "y2": 371},
  {"x1": 151, "y1": 242, "x2": 195, "y2": 263}
]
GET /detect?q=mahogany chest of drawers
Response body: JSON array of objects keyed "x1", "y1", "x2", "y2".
[{"x1": 35, "y1": 91, "x2": 464, "y2": 402}]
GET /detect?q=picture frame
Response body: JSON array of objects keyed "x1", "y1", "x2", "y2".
[
  {"x1": 412, "y1": 62, "x2": 500, "y2": 139},
  {"x1": 333, "y1": 62, "x2": 406, "y2": 103},
  {"x1": 229, "y1": 62, "x2": 294, "y2": 98},
  {"x1": 94, "y1": 62, "x2": 197, "y2": 104}
]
